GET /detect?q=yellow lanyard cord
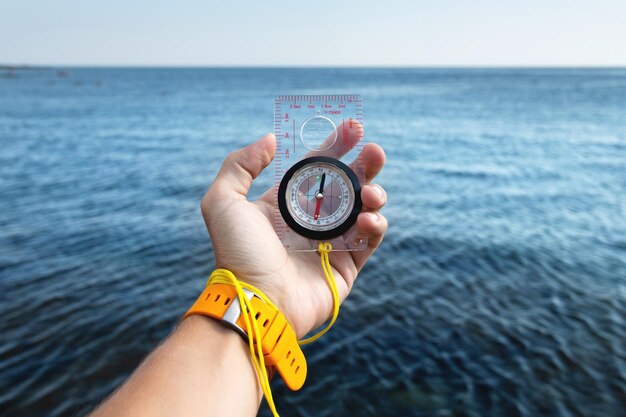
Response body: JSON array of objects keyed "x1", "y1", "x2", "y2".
[
  {"x1": 206, "y1": 242, "x2": 340, "y2": 417},
  {"x1": 298, "y1": 242, "x2": 340, "y2": 345},
  {"x1": 207, "y1": 270, "x2": 279, "y2": 417}
]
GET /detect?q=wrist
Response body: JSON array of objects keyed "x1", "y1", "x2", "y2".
[
  {"x1": 175, "y1": 315, "x2": 265, "y2": 409},
  {"x1": 240, "y1": 273, "x2": 311, "y2": 340},
  {"x1": 214, "y1": 264, "x2": 309, "y2": 339},
  {"x1": 184, "y1": 272, "x2": 308, "y2": 391},
  {"x1": 178, "y1": 315, "x2": 252, "y2": 360}
]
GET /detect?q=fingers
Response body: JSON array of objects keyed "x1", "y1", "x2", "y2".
[
  {"x1": 260, "y1": 139, "x2": 385, "y2": 206},
  {"x1": 212, "y1": 133, "x2": 276, "y2": 197},
  {"x1": 358, "y1": 212, "x2": 388, "y2": 246},
  {"x1": 361, "y1": 183, "x2": 386, "y2": 210},
  {"x1": 259, "y1": 121, "x2": 371, "y2": 205},
  {"x1": 350, "y1": 183, "x2": 387, "y2": 271},
  {"x1": 327, "y1": 183, "x2": 388, "y2": 288},
  {"x1": 304, "y1": 120, "x2": 363, "y2": 159},
  {"x1": 349, "y1": 142, "x2": 386, "y2": 184},
  {"x1": 351, "y1": 211, "x2": 388, "y2": 271}
]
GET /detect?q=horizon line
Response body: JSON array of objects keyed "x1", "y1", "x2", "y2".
[{"x1": 3, "y1": 63, "x2": 626, "y2": 70}]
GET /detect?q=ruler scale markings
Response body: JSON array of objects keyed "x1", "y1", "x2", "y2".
[{"x1": 274, "y1": 95, "x2": 365, "y2": 250}]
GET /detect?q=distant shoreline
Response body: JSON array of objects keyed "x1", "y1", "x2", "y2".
[{"x1": 0, "y1": 65, "x2": 51, "y2": 70}]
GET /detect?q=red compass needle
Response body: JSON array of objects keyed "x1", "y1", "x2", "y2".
[
  {"x1": 313, "y1": 198, "x2": 322, "y2": 220},
  {"x1": 313, "y1": 173, "x2": 326, "y2": 220}
]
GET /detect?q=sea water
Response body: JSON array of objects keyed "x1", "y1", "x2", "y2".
[{"x1": 1, "y1": 68, "x2": 625, "y2": 416}]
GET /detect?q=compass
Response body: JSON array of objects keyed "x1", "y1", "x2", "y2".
[{"x1": 278, "y1": 156, "x2": 362, "y2": 240}]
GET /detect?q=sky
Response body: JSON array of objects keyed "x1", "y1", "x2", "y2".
[{"x1": 1, "y1": 0, "x2": 625, "y2": 67}]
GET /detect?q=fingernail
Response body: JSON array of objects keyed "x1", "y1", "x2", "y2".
[
  {"x1": 372, "y1": 185, "x2": 384, "y2": 199},
  {"x1": 367, "y1": 212, "x2": 380, "y2": 222}
]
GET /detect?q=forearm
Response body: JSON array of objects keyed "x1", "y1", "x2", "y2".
[
  {"x1": 90, "y1": 315, "x2": 262, "y2": 417},
  {"x1": 88, "y1": 132, "x2": 387, "y2": 417}
]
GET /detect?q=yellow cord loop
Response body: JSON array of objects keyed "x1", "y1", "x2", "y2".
[
  {"x1": 205, "y1": 242, "x2": 340, "y2": 417},
  {"x1": 299, "y1": 242, "x2": 341, "y2": 345},
  {"x1": 206, "y1": 270, "x2": 280, "y2": 417}
]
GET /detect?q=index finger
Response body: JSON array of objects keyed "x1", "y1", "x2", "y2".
[
  {"x1": 304, "y1": 119, "x2": 364, "y2": 159},
  {"x1": 258, "y1": 120, "x2": 364, "y2": 205}
]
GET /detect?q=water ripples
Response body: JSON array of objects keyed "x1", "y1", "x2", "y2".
[{"x1": 1, "y1": 68, "x2": 625, "y2": 417}]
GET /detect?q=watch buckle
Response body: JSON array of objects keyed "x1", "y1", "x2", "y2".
[{"x1": 221, "y1": 288, "x2": 256, "y2": 340}]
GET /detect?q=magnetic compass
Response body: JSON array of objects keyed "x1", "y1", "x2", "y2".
[{"x1": 278, "y1": 156, "x2": 362, "y2": 240}]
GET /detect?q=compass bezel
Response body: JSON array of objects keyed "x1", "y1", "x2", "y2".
[{"x1": 278, "y1": 156, "x2": 362, "y2": 240}]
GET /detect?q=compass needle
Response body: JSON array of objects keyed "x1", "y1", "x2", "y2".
[
  {"x1": 318, "y1": 173, "x2": 326, "y2": 194},
  {"x1": 313, "y1": 173, "x2": 326, "y2": 220}
]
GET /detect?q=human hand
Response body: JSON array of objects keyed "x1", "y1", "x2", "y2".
[{"x1": 200, "y1": 123, "x2": 387, "y2": 339}]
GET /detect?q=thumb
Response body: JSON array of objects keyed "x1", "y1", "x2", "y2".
[{"x1": 213, "y1": 133, "x2": 276, "y2": 197}]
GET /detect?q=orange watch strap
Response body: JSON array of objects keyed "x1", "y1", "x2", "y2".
[
  {"x1": 185, "y1": 283, "x2": 238, "y2": 321},
  {"x1": 184, "y1": 284, "x2": 307, "y2": 391}
]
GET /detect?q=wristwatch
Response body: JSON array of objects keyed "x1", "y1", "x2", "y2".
[{"x1": 184, "y1": 283, "x2": 307, "y2": 391}]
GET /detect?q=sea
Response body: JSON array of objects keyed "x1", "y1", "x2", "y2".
[{"x1": 1, "y1": 68, "x2": 625, "y2": 417}]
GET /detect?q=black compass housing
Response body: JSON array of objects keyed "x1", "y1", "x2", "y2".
[{"x1": 278, "y1": 156, "x2": 362, "y2": 240}]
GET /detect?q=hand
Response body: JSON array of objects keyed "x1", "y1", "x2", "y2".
[{"x1": 200, "y1": 123, "x2": 387, "y2": 338}]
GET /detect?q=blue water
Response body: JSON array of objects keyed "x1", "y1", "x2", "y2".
[{"x1": 1, "y1": 68, "x2": 625, "y2": 417}]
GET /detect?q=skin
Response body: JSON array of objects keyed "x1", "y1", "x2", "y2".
[{"x1": 89, "y1": 126, "x2": 387, "y2": 417}]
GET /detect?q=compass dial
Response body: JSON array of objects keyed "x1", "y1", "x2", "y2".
[{"x1": 278, "y1": 156, "x2": 362, "y2": 240}]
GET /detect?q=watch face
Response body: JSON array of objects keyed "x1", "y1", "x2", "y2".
[{"x1": 278, "y1": 156, "x2": 362, "y2": 240}]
